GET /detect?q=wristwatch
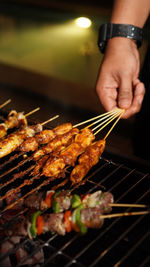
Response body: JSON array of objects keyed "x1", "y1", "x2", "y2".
[{"x1": 98, "y1": 23, "x2": 143, "y2": 53}]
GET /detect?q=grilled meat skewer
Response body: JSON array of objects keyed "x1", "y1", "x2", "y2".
[
  {"x1": 42, "y1": 128, "x2": 95, "y2": 177},
  {"x1": 19, "y1": 123, "x2": 73, "y2": 153},
  {"x1": 3, "y1": 190, "x2": 113, "y2": 239},
  {"x1": 0, "y1": 128, "x2": 96, "y2": 205},
  {"x1": 0, "y1": 124, "x2": 42, "y2": 159},
  {"x1": 24, "y1": 190, "x2": 113, "y2": 214},
  {"x1": 0, "y1": 128, "x2": 96, "y2": 207},
  {"x1": 32, "y1": 127, "x2": 79, "y2": 160},
  {"x1": 70, "y1": 139, "x2": 106, "y2": 184},
  {"x1": 4, "y1": 188, "x2": 113, "y2": 216},
  {"x1": 0, "y1": 110, "x2": 27, "y2": 139}
]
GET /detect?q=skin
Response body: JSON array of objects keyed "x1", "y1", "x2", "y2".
[{"x1": 96, "y1": 0, "x2": 150, "y2": 118}]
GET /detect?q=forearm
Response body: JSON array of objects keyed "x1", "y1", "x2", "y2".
[{"x1": 111, "y1": 0, "x2": 150, "y2": 28}]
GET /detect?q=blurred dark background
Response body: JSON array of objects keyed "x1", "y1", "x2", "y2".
[{"x1": 0, "y1": 0, "x2": 149, "y2": 165}]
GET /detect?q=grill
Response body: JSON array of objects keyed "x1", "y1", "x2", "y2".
[{"x1": 0, "y1": 110, "x2": 150, "y2": 267}]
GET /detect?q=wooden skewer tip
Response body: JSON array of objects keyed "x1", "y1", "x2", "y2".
[
  {"x1": 41, "y1": 115, "x2": 59, "y2": 126},
  {"x1": 101, "y1": 210, "x2": 150, "y2": 219},
  {"x1": 0, "y1": 99, "x2": 11, "y2": 109},
  {"x1": 25, "y1": 107, "x2": 40, "y2": 117},
  {"x1": 110, "y1": 203, "x2": 147, "y2": 208}
]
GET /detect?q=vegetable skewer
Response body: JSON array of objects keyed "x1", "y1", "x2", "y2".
[
  {"x1": 3, "y1": 198, "x2": 149, "y2": 239},
  {"x1": 3, "y1": 188, "x2": 148, "y2": 216}
]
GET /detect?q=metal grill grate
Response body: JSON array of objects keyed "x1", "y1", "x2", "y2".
[{"x1": 0, "y1": 112, "x2": 150, "y2": 267}]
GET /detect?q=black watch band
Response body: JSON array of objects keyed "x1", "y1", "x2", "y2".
[{"x1": 98, "y1": 23, "x2": 143, "y2": 53}]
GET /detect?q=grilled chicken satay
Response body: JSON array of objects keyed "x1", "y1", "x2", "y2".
[
  {"x1": 70, "y1": 139, "x2": 106, "y2": 184},
  {"x1": 0, "y1": 124, "x2": 42, "y2": 159},
  {"x1": 33, "y1": 127, "x2": 78, "y2": 160},
  {"x1": 19, "y1": 129, "x2": 56, "y2": 152},
  {"x1": 19, "y1": 123, "x2": 73, "y2": 153},
  {"x1": 42, "y1": 128, "x2": 95, "y2": 177},
  {"x1": 29, "y1": 128, "x2": 79, "y2": 177},
  {"x1": 0, "y1": 110, "x2": 27, "y2": 139}
]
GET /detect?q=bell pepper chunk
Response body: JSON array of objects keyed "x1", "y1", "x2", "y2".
[{"x1": 30, "y1": 211, "x2": 41, "y2": 237}]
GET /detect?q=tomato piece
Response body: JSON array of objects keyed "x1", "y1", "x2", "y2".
[
  {"x1": 45, "y1": 191, "x2": 54, "y2": 208},
  {"x1": 64, "y1": 210, "x2": 72, "y2": 232},
  {"x1": 36, "y1": 215, "x2": 44, "y2": 236}
]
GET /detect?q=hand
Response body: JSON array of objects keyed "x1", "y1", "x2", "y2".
[{"x1": 96, "y1": 37, "x2": 145, "y2": 118}]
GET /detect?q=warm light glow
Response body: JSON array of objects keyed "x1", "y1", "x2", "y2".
[{"x1": 75, "y1": 17, "x2": 92, "y2": 28}]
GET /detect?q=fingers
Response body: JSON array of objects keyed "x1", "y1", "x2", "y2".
[
  {"x1": 96, "y1": 70, "x2": 118, "y2": 112},
  {"x1": 118, "y1": 75, "x2": 133, "y2": 109},
  {"x1": 97, "y1": 86, "x2": 118, "y2": 111},
  {"x1": 96, "y1": 76, "x2": 145, "y2": 119},
  {"x1": 121, "y1": 81, "x2": 145, "y2": 119}
]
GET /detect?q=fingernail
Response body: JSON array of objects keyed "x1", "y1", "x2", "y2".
[{"x1": 118, "y1": 99, "x2": 131, "y2": 109}]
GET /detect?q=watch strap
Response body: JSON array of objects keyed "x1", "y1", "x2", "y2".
[{"x1": 98, "y1": 23, "x2": 143, "y2": 53}]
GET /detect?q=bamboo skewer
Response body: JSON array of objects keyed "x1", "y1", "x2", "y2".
[
  {"x1": 25, "y1": 107, "x2": 40, "y2": 117},
  {"x1": 41, "y1": 115, "x2": 59, "y2": 126},
  {"x1": 0, "y1": 99, "x2": 11, "y2": 109},
  {"x1": 110, "y1": 203, "x2": 148, "y2": 208},
  {"x1": 73, "y1": 108, "x2": 122, "y2": 128},
  {"x1": 86, "y1": 108, "x2": 122, "y2": 129},
  {"x1": 101, "y1": 210, "x2": 150, "y2": 219},
  {"x1": 92, "y1": 110, "x2": 123, "y2": 134},
  {"x1": 103, "y1": 110, "x2": 125, "y2": 140},
  {"x1": 93, "y1": 109, "x2": 124, "y2": 136}
]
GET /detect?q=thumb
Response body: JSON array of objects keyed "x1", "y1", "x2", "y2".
[{"x1": 118, "y1": 76, "x2": 133, "y2": 109}]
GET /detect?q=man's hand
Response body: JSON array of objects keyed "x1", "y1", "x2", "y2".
[{"x1": 96, "y1": 37, "x2": 145, "y2": 118}]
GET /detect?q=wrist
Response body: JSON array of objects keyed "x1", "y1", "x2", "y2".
[
  {"x1": 105, "y1": 37, "x2": 138, "y2": 59},
  {"x1": 107, "y1": 37, "x2": 137, "y2": 50}
]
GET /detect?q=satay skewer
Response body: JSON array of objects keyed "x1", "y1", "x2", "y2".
[
  {"x1": 0, "y1": 118, "x2": 109, "y2": 203},
  {"x1": 0, "y1": 111, "x2": 124, "y2": 206},
  {"x1": 0, "y1": 99, "x2": 11, "y2": 109},
  {"x1": 17, "y1": 112, "x2": 123, "y2": 191},
  {"x1": 0, "y1": 109, "x2": 121, "y2": 165},
  {"x1": 101, "y1": 210, "x2": 150, "y2": 219},
  {"x1": 0, "y1": 115, "x2": 59, "y2": 181},
  {"x1": 0, "y1": 107, "x2": 40, "y2": 140}
]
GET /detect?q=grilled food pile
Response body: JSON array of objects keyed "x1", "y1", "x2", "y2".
[
  {"x1": 0, "y1": 103, "x2": 149, "y2": 267},
  {"x1": 0, "y1": 105, "x2": 123, "y2": 207}
]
